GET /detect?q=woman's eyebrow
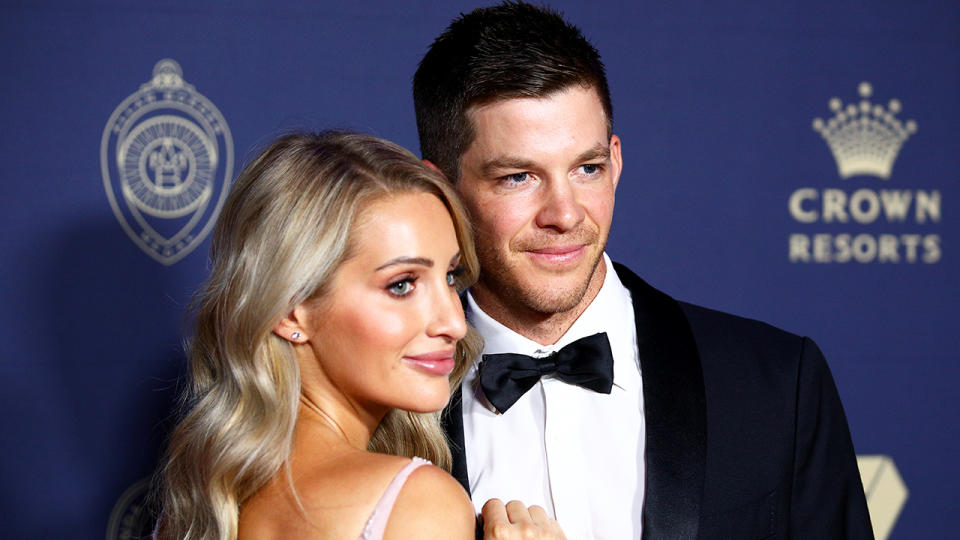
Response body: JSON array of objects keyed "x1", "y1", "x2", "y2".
[{"x1": 375, "y1": 256, "x2": 433, "y2": 271}]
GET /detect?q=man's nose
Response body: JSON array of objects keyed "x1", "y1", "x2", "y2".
[{"x1": 535, "y1": 177, "x2": 585, "y2": 232}]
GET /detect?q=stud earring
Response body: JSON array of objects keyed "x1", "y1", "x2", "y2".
[{"x1": 291, "y1": 332, "x2": 301, "y2": 340}]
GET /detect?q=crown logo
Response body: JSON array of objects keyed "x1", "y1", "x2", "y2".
[{"x1": 813, "y1": 82, "x2": 917, "y2": 179}]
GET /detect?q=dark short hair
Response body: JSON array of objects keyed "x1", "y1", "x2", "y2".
[{"x1": 413, "y1": 1, "x2": 613, "y2": 182}]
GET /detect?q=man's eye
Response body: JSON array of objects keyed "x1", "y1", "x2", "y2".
[
  {"x1": 503, "y1": 172, "x2": 530, "y2": 184},
  {"x1": 388, "y1": 279, "x2": 415, "y2": 296},
  {"x1": 580, "y1": 163, "x2": 602, "y2": 175}
]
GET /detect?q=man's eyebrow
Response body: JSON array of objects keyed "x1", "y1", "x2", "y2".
[
  {"x1": 574, "y1": 143, "x2": 611, "y2": 163},
  {"x1": 479, "y1": 157, "x2": 536, "y2": 177},
  {"x1": 375, "y1": 256, "x2": 434, "y2": 271},
  {"x1": 478, "y1": 143, "x2": 611, "y2": 177}
]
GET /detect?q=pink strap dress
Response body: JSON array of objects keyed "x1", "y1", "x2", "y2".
[{"x1": 359, "y1": 457, "x2": 431, "y2": 540}]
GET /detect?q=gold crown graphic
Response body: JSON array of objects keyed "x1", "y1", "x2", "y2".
[{"x1": 813, "y1": 82, "x2": 917, "y2": 179}]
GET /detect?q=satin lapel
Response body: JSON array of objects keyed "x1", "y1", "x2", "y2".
[
  {"x1": 442, "y1": 387, "x2": 484, "y2": 540},
  {"x1": 613, "y1": 263, "x2": 705, "y2": 539},
  {"x1": 441, "y1": 385, "x2": 471, "y2": 495}
]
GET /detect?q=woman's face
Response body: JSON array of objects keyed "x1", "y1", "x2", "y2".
[{"x1": 299, "y1": 191, "x2": 467, "y2": 415}]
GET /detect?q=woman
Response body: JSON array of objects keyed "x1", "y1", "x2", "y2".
[{"x1": 157, "y1": 131, "x2": 564, "y2": 540}]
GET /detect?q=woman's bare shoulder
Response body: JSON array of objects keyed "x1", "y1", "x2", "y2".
[
  {"x1": 382, "y1": 463, "x2": 475, "y2": 540},
  {"x1": 301, "y1": 451, "x2": 413, "y2": 489},
  {"x1": 239, "y1": 452, "x2": 417, "y2": 540}
]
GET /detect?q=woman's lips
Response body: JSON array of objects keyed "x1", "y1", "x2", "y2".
[{"x1": 403, "y1": 350, "x2": 456, "y2": 376}]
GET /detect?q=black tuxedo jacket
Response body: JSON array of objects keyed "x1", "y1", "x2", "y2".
[{"x1": 444, "y1": 263, "x2": 873, "y2": 539}]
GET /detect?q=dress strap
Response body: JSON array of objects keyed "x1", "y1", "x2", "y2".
[{"x1": 359, "y1": 457, "x2": 431, "y2": 540}]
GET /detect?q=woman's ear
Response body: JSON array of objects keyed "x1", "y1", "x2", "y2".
[
  {"x1": 273, "y1": 310, "x2": 307, "y2": 343},
  {"x1": 422, "y1": 159, "x2": 442, "y2": 174}
]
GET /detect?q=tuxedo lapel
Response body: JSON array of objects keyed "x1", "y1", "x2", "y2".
[
  {"x1": 441, "y1": 385, "x2": 471, "y2": 495},
  {"x1": 442, "y1": 388, "x2": 484, "y2": 540},
  {"x1": 613, "y1": 263, "x2": 706, "y2": 539}
]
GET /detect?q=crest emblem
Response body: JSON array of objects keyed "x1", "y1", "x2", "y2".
[
  {"x1": 105, "y1": 477, "x2": 155, "y2": 540},
  {"x1": 101, "y1": 59, "x2": 233, "y2": 265}
]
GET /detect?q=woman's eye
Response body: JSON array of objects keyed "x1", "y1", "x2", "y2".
[
  {"x1": 388, "y1": 279, "x2": 415, "y2": 296},
  {"x1": 447, "y1": 265, "x2": 466, "y2": 287}
]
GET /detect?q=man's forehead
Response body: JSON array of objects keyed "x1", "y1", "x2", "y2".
[{"x1": 463, "y1": 89, "x2": 610, "y2": 154}]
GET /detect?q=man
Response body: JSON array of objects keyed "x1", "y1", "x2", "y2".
[{"x1": 413, "y1": 2, "x2": 872, "y2": 538}]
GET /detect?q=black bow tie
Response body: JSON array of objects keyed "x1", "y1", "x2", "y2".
[{"x1": 477, "y1": 332, "x2": 614, "y2": 413}]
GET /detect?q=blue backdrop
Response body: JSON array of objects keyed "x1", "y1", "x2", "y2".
[{"x1": 1, "y1": 1, "x2": 956, "y2": 538}]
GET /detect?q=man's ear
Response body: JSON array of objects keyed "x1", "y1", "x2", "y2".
[
  {"x1": 273, "y1": 309, "x2": 307, "y2": 343},
  {"x1": 609, "y1": 134, "x2": 623, "y2": 190}
]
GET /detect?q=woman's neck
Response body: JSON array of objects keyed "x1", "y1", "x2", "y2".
[{"x1": 296, "y1": 391, "x2": 384, "y2": 450}]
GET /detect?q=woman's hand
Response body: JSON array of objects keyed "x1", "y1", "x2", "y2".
[{"x1": 481, "y1": 499, "x2": 566, "y2": 540}]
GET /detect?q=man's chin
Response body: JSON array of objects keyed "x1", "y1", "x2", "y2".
[
  {"x1": 524, "y1": 291, "x2": 590, "y2": 315},
  {"x1": 503, "y1": 272, "x2": 596, "y2": 315},
  {"x1": 474, "y1": 248, "x2": 605, "y2": 315}
]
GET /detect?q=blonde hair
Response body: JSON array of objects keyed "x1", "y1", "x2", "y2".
[{"x1": 158, "y1": 131, "x2": 480, "y2": 540}]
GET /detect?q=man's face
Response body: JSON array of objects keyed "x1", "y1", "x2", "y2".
[{"x1": 457, "y1": 86, "x2": 621, "y2": 321}]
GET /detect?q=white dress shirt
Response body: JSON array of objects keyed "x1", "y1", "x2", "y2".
[{"x1": 462, "y1": 253, "x2": 645, "y2": 539}]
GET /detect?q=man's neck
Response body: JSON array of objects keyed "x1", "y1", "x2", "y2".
[{"x1": 471, "y1": 260, "x2": 607, "y2": 346}]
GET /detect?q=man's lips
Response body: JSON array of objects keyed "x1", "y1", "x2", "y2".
[
  {"x1": 526, "y1": 244, "x2": 587, "y2": 264},
  {"x1": 403, "y1": 350, "x2": 456, "y2": 376}
]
